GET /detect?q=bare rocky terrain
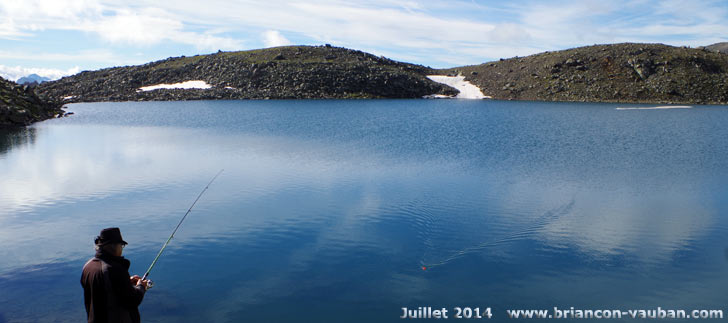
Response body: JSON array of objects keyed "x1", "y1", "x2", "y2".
[
  {"x1": 441, "y1": 43, "x2": 728, "y2": 104},
  {"x1": 37, "y1": 45, "x2": 456, "y2": 102},
  {"x1": 1, "y1": 77, "x2": 63, "y2": 127},
  {"x1": 702, "y1": 42, "x2": 728, "y2": 54}
]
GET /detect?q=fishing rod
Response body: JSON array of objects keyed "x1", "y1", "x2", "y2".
[{"x1": 141, "y1": 169, "x2": 224, "y2": 285}]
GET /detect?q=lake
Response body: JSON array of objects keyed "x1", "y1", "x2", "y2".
[{"x1": 1, "y1": 99, "x2": 727, "y2": 322}]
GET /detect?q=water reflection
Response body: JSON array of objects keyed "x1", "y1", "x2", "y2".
[
  {"x1": 0, "y1": 121, "x2": 475, "y2": 276},
  {"x1": 1, "y1": 100, "x2": 727, "y2": 322},
  {"x1": 0, "y1": 126, "x2": 36, "y2": 157},
  {"x1": 539, "y1": 191, "x2": 715, "y2": 263}
]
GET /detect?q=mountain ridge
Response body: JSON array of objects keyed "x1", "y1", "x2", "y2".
[
  {"x1": 37, "y1": 45, "x2": 456, "y2": 102},
  {"x1": 442, "y1": 43, "x2": 727, "y2": 104},
  {"x1": 37, "y1": 43, "x2": 728, "y2": 105}
]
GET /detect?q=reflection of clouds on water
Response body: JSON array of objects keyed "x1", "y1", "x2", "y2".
[
  {"x1": 0, "y1": 122, "x2": 422, "y2": 214},
  {"x1": 0, "y1": 117, "x2": 717, "y2": 276},
  {"x1": 0, "y1": 126, "x2": 214, "y2": 213},
  {"x1": 0, "y1": 125, "x2": 227, "y2": 274},
  {"x1": 488, "y1": 176, "x2": 717, "y2": 264},
  {"x1": 0, "y1": 122, "x2": 465, "y2": 275},
  {"x1": 530, "y1": 187, "x2": 714, "y2": 263},
  {"x1": 286, "y1": 189, "x2": 385, "y2": 267}
]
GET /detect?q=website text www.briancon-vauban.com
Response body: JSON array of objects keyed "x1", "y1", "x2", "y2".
[{"x1": 506, "y1": 307, "x2": 724, "y2": 319}]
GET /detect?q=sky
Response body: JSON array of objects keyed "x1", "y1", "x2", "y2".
[{"x1": 0, "y1": 0, "x2": 726, "y2": 81}]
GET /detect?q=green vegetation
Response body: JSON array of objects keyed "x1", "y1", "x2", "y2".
[{"x1": 150, "y1": 55, "x2": 207, "y2": 70}]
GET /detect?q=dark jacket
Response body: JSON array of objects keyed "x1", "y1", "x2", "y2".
[{"x1": 81, "y1": 250, "x2": 146, "y2": 323}]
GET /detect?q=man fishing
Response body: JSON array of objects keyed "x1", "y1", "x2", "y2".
[
  {"x1": 79, "y1": 171, "x2": 222, "y2": 322},
  {"x1": 81, "y1": 227, "x2": 149, "y2": 323}
]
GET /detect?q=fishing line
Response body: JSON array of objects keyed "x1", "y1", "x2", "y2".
[
  {"x1": 420, "y1": 199, "x2": 574, "y2": 270},
  {"x1": 142, "y1": 169, "x2": 224, "y2": 282}
]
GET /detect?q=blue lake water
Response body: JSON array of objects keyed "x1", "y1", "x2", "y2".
[{"x1": 1, "y1": 100, "x2": 727, "y2": 322}]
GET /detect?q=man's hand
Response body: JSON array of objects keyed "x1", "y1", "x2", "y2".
[
  {"x1": 130, "y1": 275, "x2": 141, "y2": 285},
  {"x1": 136, "y1": 279, "x2": 149, "y2": 290}
]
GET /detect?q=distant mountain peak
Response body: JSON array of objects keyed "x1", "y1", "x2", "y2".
[{"x1": 17, "y1": 74, "x2": 51, "y2": 85}]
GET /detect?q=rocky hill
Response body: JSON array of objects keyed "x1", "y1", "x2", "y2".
[
  {"x1": 442, "y1": 43, "x2": 728, "y2": 104},
  {"x1": 37, "y1": 45, "x2": 456, "y2": 102},
  {"x1": 1, "y1": 77, "x2": 63, "y2": 127},
  {"x1": 703, "y1": 42, "x2": 728, "y2": 54}
]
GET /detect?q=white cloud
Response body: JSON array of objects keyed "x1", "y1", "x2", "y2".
[
  {"x1": 486, "y1": 23, "x2": 532, "y2": 43},
  {"x1": 178, "y1": 31, "x2": 243, "y2": 51},
  {"x1": 286, "y1": 2, "x2": 496, "y2": 47},
  {"x1": 262, "y1": 30, "x2": 291, "y2": 48},
  {"x1": 91, "y1": 8, "x2": 182, "y2": 45},
  {"x1": 2, "y1": 0, "x2": 728, "y2": 69},
  {"x1": 514, "y1": 0, "x2": 728, "y2": 50},
  {"x1": 81, "y1": 7, "x2": 243, "y2": 50},
  {"x1": 0, "y1": 0, "x2": 242, "y2": 51},
  {"x1": 0, "y1": 17, "x2": 28, "y2": 38},
  {"x1": 0, "y1": 64, "x2": 80, "y2": 82},
  {"x1": 133, "y1": 0, "x2": 725, "y2": 65},
  {"x1": 655, "y1": 0, "x2": 728, "y2": 24},
  {"x1": 0, "y1": 49, "x2": 127, "y2": 64},
  {"x1": 0, "y1": 0, "x2": 103, "y2": 34}
]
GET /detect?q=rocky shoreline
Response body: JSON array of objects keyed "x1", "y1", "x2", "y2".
[
  {"x1": 1, "y1": 77, "x2": 64, "y2": 127},
  {"x1": 443, "y1": 43, "x2": 728, "y2": 105},
  {"x1": 5, "y1": 43, "x2": 727, "y2": 127}
]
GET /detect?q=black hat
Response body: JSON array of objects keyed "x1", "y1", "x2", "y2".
[{"x1": 94, "y1": 227, "x2": 128, "y2": 246}]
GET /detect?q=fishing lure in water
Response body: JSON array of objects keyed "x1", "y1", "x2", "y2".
[
  {"x1": 419, "y1": 199, "x2": 575, "y2": 271},
  {"x1": 141, "y1": 169, "x2": 224, "y2": 288}
]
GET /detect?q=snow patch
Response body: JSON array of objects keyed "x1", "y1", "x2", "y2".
[
  {"x1": 138, "y1": 80, "x2": 212, "y2": 92},
  {"x1": 616, "y1": 105, "x2": 693, "y2": 110},
  {"x1": 425, "y1": 75, "x2": 490, "y2": 99},
  {"x1": 422, "y1": 94, "x2": 453, "y2": 99}
]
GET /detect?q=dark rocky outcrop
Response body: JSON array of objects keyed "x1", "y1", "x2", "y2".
[
  {"x1": 37, "y1": 45, "x2": 456, "y2": 102},
  {"x1": 442, "y1": 43, "x2": 728, "y2": 104},
  {"x1": 1, "y1": 77, "x2": 64, "y2": 127}
]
